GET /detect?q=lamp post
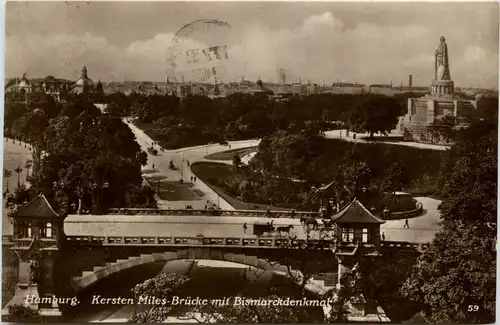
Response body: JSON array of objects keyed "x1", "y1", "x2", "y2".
[{"x1": 92, "y1": 181, "x2": 110, "y2": 215}]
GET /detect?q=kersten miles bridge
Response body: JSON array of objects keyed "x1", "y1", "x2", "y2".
[{"x1": 3, "y1": 194, "x2": 430, "y2": 321}]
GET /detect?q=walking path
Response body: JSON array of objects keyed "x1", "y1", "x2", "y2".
[
  {"x1": 125, "y1": 120, "x2": 442, "y2": 244},
  {"x1": 124, "y1": 118, "x2": 259, "y2": 210},
  {"x1": 380, "y1": 196, "x2": 441, "y2": 243},
  {"x1": 324, "y1": 129, "x2": 450, "y2": 151},
  {"x1": 2, "y1": 139, "x2": 33, "y2": 235}
]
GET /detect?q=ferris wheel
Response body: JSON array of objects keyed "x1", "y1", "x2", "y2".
[{"x1": 166, "y1": 19, "x2": 233, "y2": 84}]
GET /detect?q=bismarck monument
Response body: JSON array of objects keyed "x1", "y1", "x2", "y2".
[{"x1": 401, "y1": 36, "x2": 479, "y2": 143}]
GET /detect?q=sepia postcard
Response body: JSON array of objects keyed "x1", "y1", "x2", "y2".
[{"x1": 2, "y1": 1, "x2": 498, "y2": 323}]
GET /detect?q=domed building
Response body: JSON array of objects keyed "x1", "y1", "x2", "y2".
[
  {"x1": 5, "y1": 73, "x2": 72, "y2": 102},
  {"x1": 73, "y1": 66, "x2": 95, "y2": 95},
  {"x1": 17, "y1": 73, "x2": 32, "y2": 92}
]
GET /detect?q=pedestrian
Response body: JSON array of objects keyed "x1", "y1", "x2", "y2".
[
  {"x1": 243, "y1": 222, "x2": 247, "y2": 234},
  {"x1": 190, "y1": 176, "x2": 193, "y2": 182},
  {"x1": 382, "y1": 232, "x2": 386, "y2": 241},
  {"x1": 291, "y1": 208, "x2": 295, "y2": 219},
  {"x1": 152, "y1": 164, "x2": 155, "y2": 170},
  {"x1": 204, "y1": 204, "x2": 207, "y2": 210},
  {"x1": 404, "y1": 218, "x2": 410, "y2": 228},
  {"x1": 194, "y1": 176, "x2": 197, "y2": 182}
]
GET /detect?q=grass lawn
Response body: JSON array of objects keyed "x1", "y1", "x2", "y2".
[
  {"x1": 132, "y1": 118, "x2": 157, "y2": 134},
  {"x1": 144, "y1": 175, "x2": 203, "y2": 201},
  {"x1": 204, "y1": 147, "x2": 258, "y2": 161},
  {"x1": 191, "y1": 162, "x2": 287, "y2": 211}
]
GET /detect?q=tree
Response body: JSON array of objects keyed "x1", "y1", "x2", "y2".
[
  {"x1": 326, "y1": 265, "x2": 364, "y2": 323},
  {"x1": 430, "y1": 115, "x2": 456, "y2": 144},
  {"x1": 335, "y1": 160, "x2": 372, "y2": 201},
  {"x1": 4, "y1": 169, "x2": 12, "y2": 193},
  {"x1": 401, "y1": 120, "x2": 497, "y2": 324},
  {"x1": 232, "y1": 154, "x2": 242, "y2": 168},
  {"x1": 129, "y1": 272, "x2": 190, "y2": 323},
  {"x1": 3, "y1": 304, "x2": 43, "y2": 323},
  {"x1": 94, "y1": 80, "x2": 106, "y2": 103},
  {"x1": 14, "y1": 165, "x2": 23, "y2": 189},
  {"x1": 360, "y1": 252, "x2": 420, "y2": 322},
  {"x1": 382, "y1": 162, "x2": 409, "y2": 194},
  {"x1": 24, "y1": 159, "x2": 33, "y2": 179},
  {"x1": 349, "y1": 96, "x2": 401, "y2": 138}
]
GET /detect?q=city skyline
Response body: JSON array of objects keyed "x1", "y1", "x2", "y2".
[{"x1": 6, "y1": 1, "x2": 499, "y2": 89}]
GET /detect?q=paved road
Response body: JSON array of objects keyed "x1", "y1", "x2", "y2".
[
  {"x1": 324, "y1": 129, "x2": 450, "y2": 151},
  {"x1": 64, "y1": 214, "x2": 313, "y2": 239},
  {"x1": 381, "y1": 196, "x2": 441, "y2": 243},
  {"x1": 64, "y1": 197, "x2": 441, "y2": 243},
  {"x1": 2, "y1": 140, "x2": 32, "y2": 235},
  {"x1": 124, "y1": 118, "x2": 259, "y2": 210}
]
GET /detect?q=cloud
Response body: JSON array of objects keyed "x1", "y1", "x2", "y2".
[
  {"x1": 5, "y1": 12, "x2": 498, "y2": 89},
  {"x1": 458, "y1": 45, "x2": 498, "y2": 88},
  {"x1": 301, "y1": 12, "x2": 343, "y2": 34}
]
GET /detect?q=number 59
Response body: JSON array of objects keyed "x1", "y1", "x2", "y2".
[{"x1": 468, "y1": 305, "x2": 479, "y2": 312}]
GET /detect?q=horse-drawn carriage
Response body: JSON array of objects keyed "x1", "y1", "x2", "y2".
[{"x1": 253, "y1": 220, "x2": 275, "y2": 236}]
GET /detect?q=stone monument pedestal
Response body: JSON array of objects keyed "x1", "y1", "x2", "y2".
[{"x1": 431, "y1": 79, "x2": 454, "y2": 97}]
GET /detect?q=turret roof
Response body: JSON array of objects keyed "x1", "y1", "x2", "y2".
[
  {"x1": 10, "y1": 193, "x2": 64, "y2": 219},
  {"x1": 332, "y1": 198, "x2": 385, "y2": 224}
]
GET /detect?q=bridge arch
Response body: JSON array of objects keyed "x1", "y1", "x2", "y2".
[{"x1": 71, "y1": 248, "x2": 319, "y2": 294}]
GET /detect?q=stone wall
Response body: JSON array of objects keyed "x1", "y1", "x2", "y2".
[
  {"x1": 402, "y1": 122, "x2": 454, "y2": 145},
  {"x1": 384, "y1": 203, "x2": 423, "y2": 220}
]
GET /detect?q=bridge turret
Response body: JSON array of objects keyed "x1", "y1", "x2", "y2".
[
  {"x1": 4, "y1": 193, "x2": 65, "y2": 317},
  {"x1": 331, "y1": 199, "x2": 386, "y2": 319}
]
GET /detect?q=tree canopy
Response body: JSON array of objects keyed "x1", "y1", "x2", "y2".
[
  {"x1": 4, "y1": 93, "x2": 155, "y2": 212},
  {"x1": 349, "y1": 96, "x2": 402, "y2": 137},
  {"x1": 401, "y1": 120, "x2": 497, "y2": 324}
]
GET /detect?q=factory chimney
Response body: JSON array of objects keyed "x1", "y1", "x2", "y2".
[{"x1": 409, "y1": 74, "x2": 413, "y2": 88}]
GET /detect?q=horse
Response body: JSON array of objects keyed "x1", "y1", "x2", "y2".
[{"x1": 276, "y1": 225, "x2": 294, "y2": 234}]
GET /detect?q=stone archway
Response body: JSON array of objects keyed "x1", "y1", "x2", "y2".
[{"x1": 71, "y1": 248, "x2": 328, "y2": 294}]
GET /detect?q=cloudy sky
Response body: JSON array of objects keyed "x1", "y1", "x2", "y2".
[{"x1": 6, "y1": 1, "x2": 499, "y2": 88}]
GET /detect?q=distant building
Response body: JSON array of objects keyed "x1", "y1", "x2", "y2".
[
  {"x1": 73, "y1": 66, "x2": 95, "y2": 95},
  {"x1": 6, "y1": 65, "x2": 96, "y2": 101},
  {"x1": 6, "y1": 73, "x2": 73, "y2": 102},
  {"x1": 177, "y1": 84, "x2": 193, "y2": 97}
]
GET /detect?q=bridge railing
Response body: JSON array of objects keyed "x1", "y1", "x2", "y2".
[
  {"x1": 380, "y1": 241, "x2": 429, "y2": 251},
  {"x1": 107, "y1": 208, "x2": 319, "y2": 218},
  {"x1": 64, "y1": 235, "x2": 428, "y2": 251},
  {"x1": 65, "y1": 235, "x2": 333, "y2": 249}
]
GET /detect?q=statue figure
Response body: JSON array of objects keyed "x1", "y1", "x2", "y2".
[
  {"x1": 435, "y1": 36, "x2": 451, "y2": 80},
  {"x1": 29, "y1": 258, "x2": 39, "y2": 284}
]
